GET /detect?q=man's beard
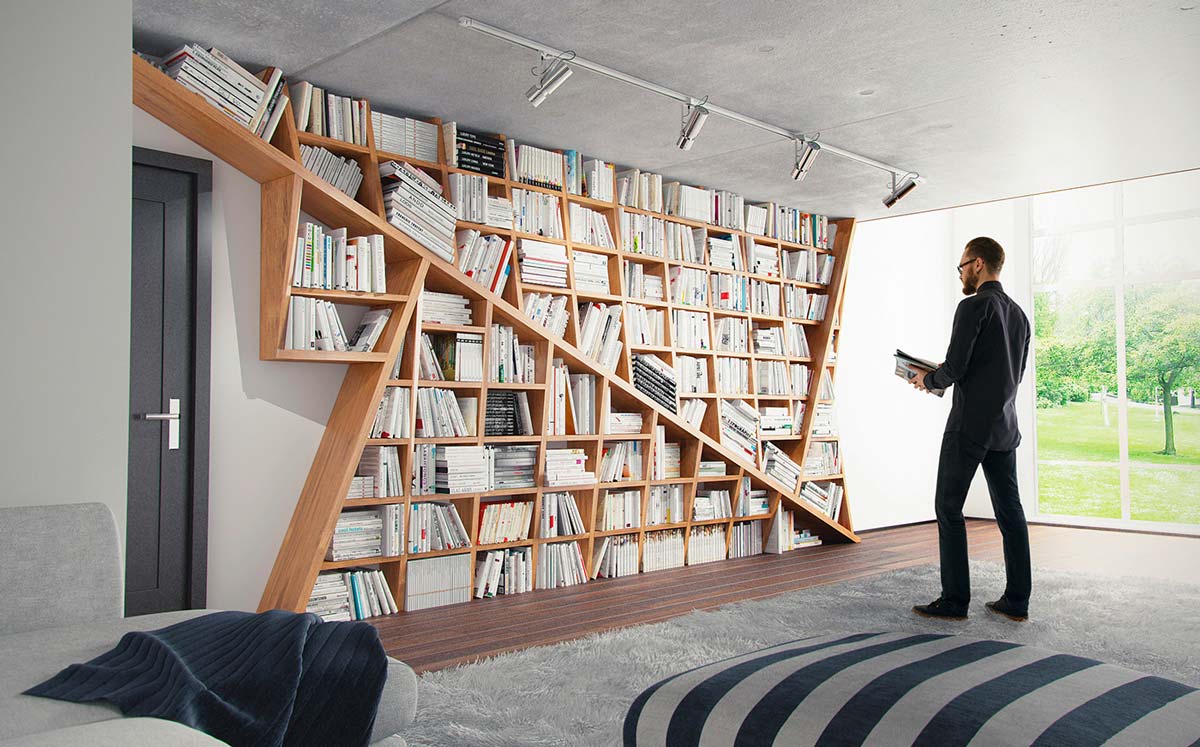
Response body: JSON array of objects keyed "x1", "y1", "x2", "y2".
[{"x1": 961, "y1": 273, "x2": 978, "y2": 295}]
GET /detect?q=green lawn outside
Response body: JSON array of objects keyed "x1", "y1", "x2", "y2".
[{"x1": 1035, "y1": 400, "x2": 1200, "y2": 524}]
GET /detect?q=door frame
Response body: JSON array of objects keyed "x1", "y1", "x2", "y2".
[{"x1": 132, "y1": 146, "x2": 212, "y2": 608}]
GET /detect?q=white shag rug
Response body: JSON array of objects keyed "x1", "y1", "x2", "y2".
[{"x1": 395, "y1": 561, "x2": 1200, "y2": 747}]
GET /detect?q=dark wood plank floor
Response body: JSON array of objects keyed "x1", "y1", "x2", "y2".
[{"x1": 370, "y1": 520, "x2": 1197, "y2": 672}]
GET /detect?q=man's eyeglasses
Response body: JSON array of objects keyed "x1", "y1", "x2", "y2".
[{"x1": 957, "y1": 258, "x2": 978, "y2": 275}]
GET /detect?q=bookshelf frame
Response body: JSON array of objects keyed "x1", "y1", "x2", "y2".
[{"x1": 132, "y1": 53, "x2": 858, "y2": 618}]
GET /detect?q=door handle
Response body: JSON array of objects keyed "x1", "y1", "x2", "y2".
[{"x1": 138, "y1": 398, "x2": 181, "y2": 450}]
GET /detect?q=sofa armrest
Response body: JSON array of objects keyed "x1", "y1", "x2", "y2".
[
  {"x1": 0, "y1": 503, "x2": 122, "y2": 635},
  {"x1": 370, "y1": 657, "x2": 418, "y2": 744}
]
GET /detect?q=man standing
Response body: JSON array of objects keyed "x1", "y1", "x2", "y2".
[{"x1": 910, "y1": 237, "x2": 1032, "y2": 621}]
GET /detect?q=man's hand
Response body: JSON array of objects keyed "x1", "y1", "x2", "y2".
[{"x1": 909, "y1": 367, "x2": 932, "y2": 393}]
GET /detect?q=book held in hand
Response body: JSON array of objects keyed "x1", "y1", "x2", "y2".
[{"x1": 894, "y1": 349, "x2": 945, "y2": 396}]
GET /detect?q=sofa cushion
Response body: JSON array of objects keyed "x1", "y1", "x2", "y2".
[
  {"x1": 0, "y1": 717, "x2": 229, "y2": 746},
  {"x1": 625, "y1": 632, "x2": 1200, "y2": 746},
  {"x1": 1, "y1": 610, "x2": 417, "y2": 746}
]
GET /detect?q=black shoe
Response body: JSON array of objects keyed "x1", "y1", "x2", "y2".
[
  {"x1": 985, "y1": 597, "x2": 1028, "y2": 622},
  {"x1": 912, "y1": 598, "x2": 968, "y2": 620}
]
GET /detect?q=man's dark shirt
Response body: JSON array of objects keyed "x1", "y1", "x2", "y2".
[{"x1": 924, "y1": 281, "x2": 1031, "y2": 450}]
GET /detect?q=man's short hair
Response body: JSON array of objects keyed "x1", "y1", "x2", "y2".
[{"x1": 965, "y1": 236, "x2": 1005, "y2": 273}]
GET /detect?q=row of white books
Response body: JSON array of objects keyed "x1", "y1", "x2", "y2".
[
  {"x1": 565, "y1": 152, "x2": 615, "y2": 200},
  {"x1": 647, "y1": 484, "x2": 685, "y2": 525},
  {"x1": 716, "y1": 318, "x2": 748, "y2": 352},
  {"x1": 599, "y1": 489, "x2": 641, "y2": 530},
  {"x1": 158, "y1": 45, "x2": 287, "y2": 142},
  {"x1": 434, "y1": 445, "x2": 488, "y2": 493},
  {"x1": 537, "y1": 541, "x2": 588, "y2": 589},
  {"x1": 694, "y1": 488, "x2": 733, "y2": 521},
  {"x1": 698, "y1": 460, "x2": 730, "y2": 476},
  {"x1": 356, "y1": 446, "x2": 403, "y2": 498},
  {"x1": 477, "y1": 500, "x2": 533, "y2": 545},
  {"x1": 729, "y1": 520, "x2": 764, "y2": 559},
  {"x1": 572, "y1": 250, "x2": 611, "y2": 292},
  {"x1": 627, "y1": 305, "x2": 665, "y2": 347},
  {"x1": 592, "y1": 534, "x2": 638, "y2": 578},
  {"x1": 449, "y1": 173, "x2": 506, "y2": 226},
  {"x1": 308, "y1": 569, "x2": 398, "y2": 621},
  {"x1": 750, "y1": 241, "x2": 780, "y2": 277},
  {"x1": 512, "y1": 189, "x2": 564, "y2": 238},
  {"x1": 569, "y1": 205, "x2": 616, "y2": 249},
  {"x1": 759, "y1": 406, "x2": 795, "y2": 436},
  {"x1": 291, "y1": 82, "x2": 367, "y2": 144},
  {"x1": 652, "y1": 428, "x2": 681, "y2": 479},
  {"x1": 751, "y1": 280, "x2": 782, "y2": 317},
  {"x1": 766, "y1": 508, "x2": 823, "y2": 554},
  {"x1": 688, "y1": 525, "x2": 727, "y2": 565},
  {"x1": 608, "y1": 411, "x2": 643, "y2": 435},
  {"x1": 541, "y1": 492, "x2": 587, "y2": 537},
  {"x1": 764, "y1": 442, "x2": 804, "y2": 491},
  {"x1": 757, "y1": 360, "x2": 790, "y2": 396},
  {"x1": 301, "y1": 144, "x2": 364, "y2": 198},
  {"x1": 285, "y1": 299, "x2": 390, "y2": 352},
  {"x1": 619, "y1": 210, "x2": 665, "y2": 258},
  {"x1": 380, "y1": 161, "x2": 456, "y2": 262},
  {"x1": 792, "y1": 364, "x2": 812, "y2": 397},
  {"x1": 616, "y1": 168, "x2": 664, "y2": 212},
  {"x1": 712, "y1": 190, "x2": 745, "y2": 231},
  {"x1": 406, "y1": 554, "x2": 472, "y2": 611},
  {"x1": 483, "y1": 390, "x2": 535, "y2": 437},
  {"x1": 676, "y1": 355, "x2": 708, "y2": 394},
  {"x1": 669, "y1": 267, "x2": 708, "y2": 307},
  {"x1": 673, "y1": 310, "x2": 711, "y2": 350},
  {"x1": 708, "y1": 233, "x2": 744, "y2": 271},
  {"x1": 664, "y1": 182, "x2": 712, "y2": 223},
  {"x1": 716, "y1": 357, "x2": 750, "y2": 394},
  {"x1": 415, "y1": 388, "x2": 476, "y2": 438},
  {"x1": 679, "y1": 397, "x2": 708, "y2": 428},
  {"x1": 544, "y1": 448, "x2": 594, "y2": 487},
  {"x1": 720, "y1": 399, "x2": 760, "y2": 462},
  {"x1": 519, "y1": 239, "x2": 569, "y2": 287},
  {"x1": 489, "y1": 325, "x2": 536, "y2": 383},
  {"x1": 508, "y1": 141, "x2": 563, "y2": 190},
  {"x1": 712, "y1": 273, "x2": 749, "y2": 312},
  {"x1": 753, "y1": 326, "x2": 786, "y2": 356},
  {"x1": 624, "y1": 261, "x2": 664, "y2": 300},
  {"x1": 804, "y1": 442, "x2": 841, "y2": 476},
  {"x1": 811, "y1": 403, "x2": 838, "y2": 437},
  {"x1": 419, "y1": 331, "x2": 483, "y2": 382},
  {"x1": 599, "y1": 441, "x2": 645, "y2": 482},
  {"x1": 784, "y1": 287, "x2": 830, "y2": 321},
  {"x1": 564, "y1": 367, "x2": 598, "y2": 435},
  {"x1": 371, "y1": 110, "x2": 439, "y2": 161},
  {"x1": 346, "y1": 475, "x2": 377, "y2": 500},
  {"x1": 411, "y1": 444, "x2": 538, "y2": 495},
  {"x1": 578, "y1": 303, "x2": 624, "y2": 371},
  {"x1": 408, "y1": 501, "x2": 471, "y2": 553},
  {"x1": 475, "y1": 547, "x2": 532, "y2": 597},
  {"x1": 523, "y1": 293, "x2": 571, "y2": 338},
  {"x1": 643, "y1": 529, "x2": 685, "y2": 572},
  {"x1": 293, "y1": 222, "x2": 386, "y2": 293},
  {"x1": 421, "y1": 290, "x2": 473, "y2": 325},
  {"x1": 783, "y1": 249, "x2": 835, "y2": 285},
  {"x1": 455, "y1": 230, "x2": 513, "y2": 296},
  {"x1": 800, "y1": 480, "x2": 845, "y2": 521},
  {"x1": 326, "y1": 506, "x2": 404, "y2": 561}
]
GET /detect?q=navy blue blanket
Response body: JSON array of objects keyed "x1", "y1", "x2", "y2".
[{"x1": 25, "y1": 610, "x2": 388, "y2": 747}]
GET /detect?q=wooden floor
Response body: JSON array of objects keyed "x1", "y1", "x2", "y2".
[{"x1": 371, "y1": 520, "x2": 1200, "y2": 672}]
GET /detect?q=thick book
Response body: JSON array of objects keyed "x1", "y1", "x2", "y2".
[{"x1": 894, "y1": 349, "x2": 946, "y2": 397}]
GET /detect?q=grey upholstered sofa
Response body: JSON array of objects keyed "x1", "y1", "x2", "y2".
[{"x1": 0, "y1": 503, "x2": 418, "y2": 746}]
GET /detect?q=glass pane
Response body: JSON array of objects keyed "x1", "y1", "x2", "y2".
[
  {"x1": 1030, "y1": 183, "x2": 1115, "y2": 232},
  {"x1": 1034, "y1": 284, "x2": 1120, "y2": 518},
  {"x1": 1124, "y1": 218, "x2": 1200, "y2": 281},
  {"x1": 1031, "y1": 229, "x2": 1116, "y2": 288},
  {"x1": 1123, "y1": 170, "x2": 1200, "y2": 219},
  {"x1": 1124, "y1": 280, "x2": 1200, "y2": 525}
]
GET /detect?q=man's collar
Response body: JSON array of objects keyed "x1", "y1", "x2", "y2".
[{"x1": 977, "y1": 280, "x2": 1003, "y2": 293}]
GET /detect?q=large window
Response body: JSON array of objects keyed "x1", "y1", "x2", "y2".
[{"x1": 1031, "y1": 171, "x2": 1200, "y2": 529}]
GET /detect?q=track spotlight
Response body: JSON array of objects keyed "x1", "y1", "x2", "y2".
[
  {"x1": 790, "y1": 139, "x2": 820, "y2": 181},
  {"x1": 676, "y1": 102, "x2": 709, "y2": 150},
  {"x1": 883, "y1": 174, "x2": 918, "y2": 208},
  {"x1": 526, "y1": 57, "x2": 573, "y2": 107}
]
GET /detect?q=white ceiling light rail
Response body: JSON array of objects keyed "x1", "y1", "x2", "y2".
[{"x1": 459, "y1": 16, "x2": 922, "y2": 191}]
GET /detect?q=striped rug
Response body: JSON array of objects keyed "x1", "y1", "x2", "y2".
[{"x1": 623, "y1": 632, "x2": 1200, "y2": 746}]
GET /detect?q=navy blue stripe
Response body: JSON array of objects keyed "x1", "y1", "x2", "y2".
[
  {"x1": 731, "y1": 634, "x2": 950, "y2": 747},
  {"x1": 913, "y1": 653, "x2": 1101, "y2": 747},
  {"x1": 1033, "y1": 676, "x2": 1197, "y2": 746},
  {"x1": 660, "y1": 633, "x2": 885, "y2": 747},
  {"x1": 815, "y1": 639, "x2": 1020, "y2": 746}
]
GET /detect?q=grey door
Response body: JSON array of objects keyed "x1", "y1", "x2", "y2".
[{"x1": 126, "y1": 148, "x2": 211, "y2": 616}]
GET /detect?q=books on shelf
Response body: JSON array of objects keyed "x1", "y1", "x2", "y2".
[
  {"x1": 616, "y1": 168, "x2": 663, "y2": 212},
  {"x1": 592, "y1": 534, "x2": 638, "y2": 578},
  {"x1": 523, "y1": 293, "x2": 570, "y2": 337},
  {"x1": 675, "y1": 355, "x2": 709, "y2": 394},
  {"x1": 416, "y1": 293, "x2": 471, "y2": 329},
  {"x1": 672, "y1": 310, "x2": 711, "y2": 350},
  {"x1": 804, "y1": 442, "x2": 841, "y2": 476},
  {"x1": 161, "y1": 45, "x2": 287, "y2": 141},
  {"x1": 764, "y1": 442, "x2": 803, "y2": 491},
  {"x1": 475, "y1": 547, "x2": 532, "y2": 597},
  {"x1": 599, "y1": 441, "x2": 644, "y2": 482},
  {"x1": 538, "y1": 540, "x2": 588, "y2": 588},
  {"x1": 800, "y1": 480, "x2": 845, "y2": 521},
  {"x1": 679, "y1": 398, "x2": 708, "y2": 428},
  {"x1": 308, "y1": 568, "x2": 398, "y2": 621},
  {"x1": 624, "y1": 261, "x2": 665, "y2": 301},
  {"x1": 293, "y1": 221, "x2": 386, "y2": 293},
  {"x1": 408, "y1": 500, "x2": 470, "y2": 552},
  {"x1": 720, "y1": 398, "x2": 760, "y2": 461},
  {"x1": 774, "y1": 208, "x2": 831, "y2": 248},
  {"x1": 380, "y1": 160, "x2": 457, "y2": 262},
  {"x1": 442, "y1": 122, "x2": 505, "y2": 178},
  {"x1": 712, "y1": 190, "x2": 745, "y2": 230},
  {"x1": 608, "y1": 412, "x2": 643, "y2": 435},
  {"x1": 766, "y1": 507, "x2": 823, "y2": 554},
  {"x1": 698, "y1": 460, "x2": 728, "y2": 477},
  {"x1": 371, "y1": 110, "x2": 438, "y2": 161},
  {"x1": 569, "y1": 205, "x2": 616, "y2": 249},
  {"x1": 627, "y1": 304, "x2": 665, "y2": 347},
  {"x1": 786, "y1": 322, "x2": 811, "y2": 357},
  {"x1": 286, "y1": 299, "x2": 389, "y2": 352},
  {"x1": 735, "y1": 478, "x2": 770, "y2": 516},
  {"x1": 290, "y1": 81, "x2": 367, "y2": 144},
  {"x1": 643, "y1": 529, "x2": 685, "y2": 572},
  {"x1": 753, "y1": 326, "x2": 785, "y2": 356},
  {"x1": 435, "y1": 445, "x2": 489, "y2": 493},
  {"x1": 572, "y1": 250, "x2": 611, "y2": 293},
  {"x1": 715, "y1": 357, "x2": 749, "y2": 394},
  {"x1": 599, "y1": 489, "x2": 641, "y2": 530},
  {"x1": 783, "y1": 249, "x2": 835, "y2": 285},
  {"x1": 790, "y1": 364, "x2": 812, "y2": 397},
  {"x1": 759, "y1": 406, "x2": 793, "y2": 436},
  {"x1": 744, "y1": 203, "x2": 769, "y2": 236},
  {"x1": 356, "y1": 446, "x2": 403, "y2": 498},
  {"x1": 664, "y1": 182, "x2": 712, "y2": 223},
  {"x1": 492, "y1": 445, "x2": 538, "y2": 490},
  {"x1": 619, "y1": 210, "x2": 665, "y2": 257},
  {"x1": 455, "y1": 230, "x2": 513, "y2": 295},
  {"x1": 415, "y1": 387, "x2": 476, "y2": 437},
  {"x1": 811, "y1": 403, "x2": 838, "y2": 437},
  {"x1": 729, "y1": 520, "x2": 764, "y2": 559},
  {"x1": 646, "y1": 484, "x2": 685, "y2": 525},
  {"x1": 476, "y1": 499, "x2": 533, "y2": 545},
  {"x1": 756, "y1": 360, "x2": 789, "y2": 396},
  {"x1": 326, "y1": 508, "x2": 390, "y2": 561},
  {"x1": 346, "y1": 475, "x2": 375, "y2": 500},
  {"x1": 577, "y1": 156, "x2": 614, "y2": 200},
  {"x1": 548, "y1": 361, "x2": 568, "y2": 435},
  {"x1": 669, "y1": 267, "x2": 708, "y2": 307},
  {"x1": 688, "y1": 525, "x2": 727, "y2": 565},
  {"x1": 577, "y1": 303, "x2": 624, "y2": 371},
  {"x1": 419, "y1": 331, "x2": 483, "y2": 381},
  {"x1": 749, "y1": 239, "x2": 780, "y2": 279},
  {"x1": 751, "y1": 280, "x2": 782, "y2": 317},
  {"x1": 301, "y1": 144, "x2": 364, "y2": 198},
  {"x1": 711, "y1": 273, "x2": 750, "y2": 312},
  {"x1": 406, "y1": 554, "x2": 472, "y2": 611},
  {"x1": 489, "y1": 325, "x2": 536, "y2": 383},
  {"x1": 783, "y1": 287, "x2": 830, "y2": 321},
  {"x1": 540, "y1": 492, "x2": 587, "y2": 538},
  {"x1": 632, "y1": 354, "x2": 678, "y2": 414},
  {"x1": 566, "y1": 372, "x2": 596, "y2": 435},
  {"x1": 666, "y1": 223, "x2": 703, "y2": 263},
  {"x1": 693, "y1": 489, "x2": 732, "y2": 521},
  {"x1": 450, "y1": 173, "x2": 502, "y2": 225},
  {"x1": 715, "y1": 317, "x2": 749, "y2": 352},
  {"x1": 818, "y1": 369, "x2": 835, "y2": 400},
  {"x1": 519, "y1": 239, "x2": 569, "y2": 287},
  {"x1": 484, "y1": 390, "x2": 535, "y2": 436},
  {"x1": 544, "y1": 448, "x2": 595, "y2": 487},
  {"x1": 508, "y1": 141, "x2": 564, "y2": 190},
  {"x1": 512, "y1": 189, "x2": 564, "y2": 238},
  {"x1": 708, "y1": 233, "x2": 744, "y2": 271}
]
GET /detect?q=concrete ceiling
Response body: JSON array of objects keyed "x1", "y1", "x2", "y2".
[{"x1": 132, "y1": 0, "x2": 1200, "y2": 219}]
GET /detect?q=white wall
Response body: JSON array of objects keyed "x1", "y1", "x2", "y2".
[
  {"x1": 0, "y1": 2, "x2": 132, "y2": 543},
  {"x1": 133, "y1": 108, "x2": 345, "y2": 611},
  {"x1": 840, "y1": 205, "x2": 1037, "y2": 530}
]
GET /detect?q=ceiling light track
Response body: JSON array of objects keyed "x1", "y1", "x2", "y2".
[{"x1": 459, "y1": 15, "x2": 922, "y2": 185}]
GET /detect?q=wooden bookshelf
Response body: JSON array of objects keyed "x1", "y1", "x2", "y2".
[{"x1": 132, "y1": 53, "x2": 857, "y2": 620}]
